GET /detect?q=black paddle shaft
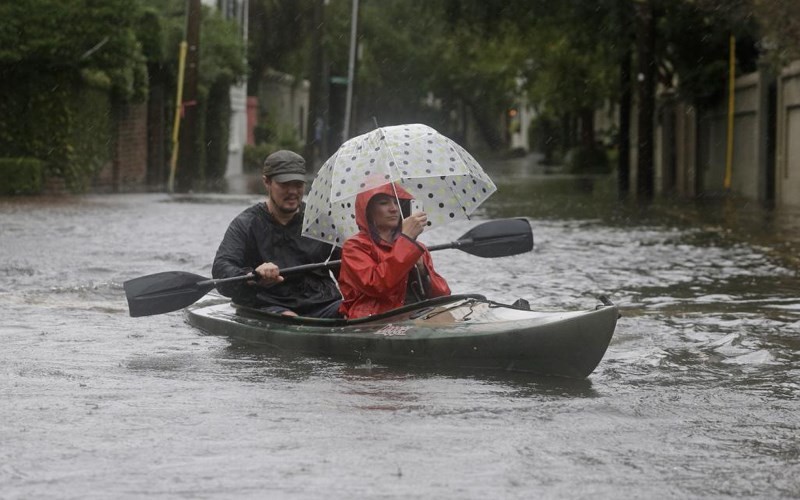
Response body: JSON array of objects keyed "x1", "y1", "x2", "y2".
[{"x1": 124, "y1": 218, "x2": 533, "y2": 317}]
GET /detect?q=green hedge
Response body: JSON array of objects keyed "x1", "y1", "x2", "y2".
[
  {"x1": 565, "y1": 145, "x2": 611, "y2": 174},
  {"x1": 0, "y1": 71, "x2": 114, "y2": 192},
  {"x1": 0, "y1": 158, "x2": 43, "y2": 195},
  {"x1": 243, "y1": 143, "x2": 273, "y2": 174}
]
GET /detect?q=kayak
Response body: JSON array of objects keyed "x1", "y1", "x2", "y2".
[{"x1": 186, "y1": 294, "x2": 619, "y2": 378}]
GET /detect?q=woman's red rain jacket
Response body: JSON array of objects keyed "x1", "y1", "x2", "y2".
[{"x1": 338, "y1": 183, "x2": 450, "y2": 319}]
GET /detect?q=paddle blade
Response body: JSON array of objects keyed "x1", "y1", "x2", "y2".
[
  {"x1": 456, "y1": 218, "x2": 533, "y2": 258},
  {"x1": 123, "y1": 271, "x2": 215, "y2": 317}
]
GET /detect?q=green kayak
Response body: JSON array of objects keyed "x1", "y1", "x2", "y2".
[{"x1": 186, "y1": 294, "x2": 618, "y2": 378}]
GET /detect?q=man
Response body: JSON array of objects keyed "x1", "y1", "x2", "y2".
[{"x1": 212, "y1": 150, "x2": 342, "y2": 317}]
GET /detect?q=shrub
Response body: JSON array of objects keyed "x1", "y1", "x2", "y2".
[
  {"x1": 243, "y1": 143, "x2": 274, "y2": 174},
  {"x1": 243, "y1": 125, "x2": 303, "y2": 175},
  {"x1": 0, "y1": 158, "x2": 44, "y2": 195},
  {"x1": 565, "y1": 145, "x2": 611, "y2": 174},
  {"x1": 273, "y1": 124, "x2": 302, "y2": 152},
  {"x1": 528, "y1": 115, "x2": 561, "y2": 165}
]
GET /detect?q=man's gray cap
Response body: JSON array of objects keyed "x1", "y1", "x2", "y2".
[{"x1": 263, "y1": 150, "x2": 307, "y2": 183}]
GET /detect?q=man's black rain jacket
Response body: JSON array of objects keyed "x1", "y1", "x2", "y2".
[{"x1": 212, "y1": 202, "x2": 341, "y2": 314}]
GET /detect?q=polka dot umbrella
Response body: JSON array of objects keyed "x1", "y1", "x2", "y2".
[{"x1": 302, "y1": 123, "x2": 497, "y2": 246}]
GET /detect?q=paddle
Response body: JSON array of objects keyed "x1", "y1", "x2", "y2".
[{"x1": 123, "y1": 218, "x2": 533, "y2": 317}]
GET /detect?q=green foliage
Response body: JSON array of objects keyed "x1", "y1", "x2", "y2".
[
  {"x1": 204, "y1": 80, "x2": 232, "y2": 182},
  {"x1": 0, "y1": 158, "x2": 44, "y2": 195},
  {"x1": 753, "y1": 0, "x2": 800, "y2": 63},
  {"x1": 523, "y1": 21, "x2": 617, "y2": 117},
  {"x1": 272, "y1": 125, "x2": 302, "y2": 152},
  {"x1": 0, "y1": 71, "x2": 72, "y2": 184},
  {"x1": 0, "y1": 0, "x2": 246, "y2": 191},
  {"x1": 243, "y1": 143, "x2": 273, "y2": 174},
  {"x1": 316, "y1": 0, "x2": 518, "y2": 143},
  {"x1": 140, "y1": 0, "x2": 246, "y2": 188},
  {"x1": 565, "y1": 145, "x2": 610, "y2": 174},
  {"x1": 0, "y1": 0, "x2": 149, "y2": 101},
  {"x1": 244, "y1": 122, "x2": 302, "y2": 175},
  {"x1": 529, "y1": 115, "x2": 561, "y2": 165},
  {"x1": 72, "y1": 87, "x2": 114, "y2": 190},
  {"x1": 0, "y1": 0, "x2": 143, "y2": 191},
  {"x1": 195, "y1": 5, "x2": 251, "y2": 185},
  {"x1": 247, "y1": 0, "x2": 313, "y2": 90},
  {"x1": 0, "y1": 70, "x2": 115, "y2": 192},
  {"x1": 139, "y1": 0, "x2": 245, "y2": 92},
  {"x1": 200, "y1": 10, "x2": 247, "y2": 87},
  {"x1": 136, "y1": 8, "x2": 166, "y2": 63},
  {"x1": 658, "y1": 1, "x2": 760, "y2": 105},
  {"x1": 337, "y1": 0, "x2": 450, "y2": 125}
]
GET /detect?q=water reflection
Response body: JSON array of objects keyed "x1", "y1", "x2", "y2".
[{"x1": 214, "y1": 345, "x2": 599, "y2": 400}]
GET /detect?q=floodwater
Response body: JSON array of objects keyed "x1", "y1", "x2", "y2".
[{"x1": 1, "y1": 155, "x2": 798, "y2": 499}]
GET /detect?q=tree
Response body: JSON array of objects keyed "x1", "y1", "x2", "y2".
[
  {"x1": 139, "y1": 0, "x2": 246, "y2": 190},
  {"x1": 0, "y1": 0, "x2": 149, "y2": 190},
  {"x1": 751, "y1": 0, "x2": 800, "y2": 64},
  {"x1": 247, "y1": 0, "x2": 314, "y2": 94},
  {"x1": 0, "y1": 0, "x2": 148, "y2": 99}
]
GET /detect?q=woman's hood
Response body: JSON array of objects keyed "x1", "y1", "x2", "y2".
[{"x1": 354, "y1": 183, "x2": 414, "y2": 232}]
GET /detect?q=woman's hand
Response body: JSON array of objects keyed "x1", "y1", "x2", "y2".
[{"x1": 402, "y1": 211, "x2": 427, "y2": 240}]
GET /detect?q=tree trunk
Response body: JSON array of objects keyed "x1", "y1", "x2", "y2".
[
  {"x1": 579, "y1": 107, "x2": 594, "y2": 148},
  {"x1": 466, "y1": 100, "x2": 505, "y2": 151},
  {"x1": 635, "y1": 0, "x2": 656, "y2": 201},
  {"x1": 177, "y1": 0, "x2": 201, "y2": 192},
  {"x1": 617, "y1": 0, "x2": 632, "y2": 198}
]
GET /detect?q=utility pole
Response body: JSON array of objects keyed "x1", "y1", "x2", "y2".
[
  {"x1": 177, "y1": 0, "x2": 201, "y2": 192},
  {"x1": 305, "y1": 0, "x2": 329, "y2": 170},
  {"x1": 635, "y1": 0, "x2": 656, "y2": 201},
  {"x1": 724, "y1": 34, "x2": 736, "y2": 190},
  {"x1": 342, "y1": 0, "x2": 360, "y2": 142}
]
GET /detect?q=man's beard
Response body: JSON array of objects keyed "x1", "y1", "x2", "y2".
[{"x1": 274, "y1": 199, "x2": 299, "y2": 214}]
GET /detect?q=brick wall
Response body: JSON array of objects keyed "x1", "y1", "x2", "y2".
[
  {"x1": 92, "y1": 101, "x2": 148, "y2": 193},
  {"x1": 114, "y1": 102, "x2": 148, "y2": 192}
]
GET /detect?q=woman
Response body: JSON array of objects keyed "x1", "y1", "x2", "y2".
[{"x1": 338, "y1": 183, "x2": 451, "y2": 319}]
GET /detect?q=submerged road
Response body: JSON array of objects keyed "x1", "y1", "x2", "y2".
[{"x1": 1, "y1": 156, "x2": 799, "y2": 498}]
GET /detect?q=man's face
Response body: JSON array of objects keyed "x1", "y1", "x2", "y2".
[{"x1": 265, "y1": 177, "x2": 305, "y2": 214}]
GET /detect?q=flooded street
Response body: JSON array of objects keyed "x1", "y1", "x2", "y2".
[{"x1": 1, "y1": 156, "x2": 799, "y2": 499}]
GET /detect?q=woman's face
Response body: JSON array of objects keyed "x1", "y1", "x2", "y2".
[{"x1": 368, "y1": 194, "x2": 401, "y2": 232}]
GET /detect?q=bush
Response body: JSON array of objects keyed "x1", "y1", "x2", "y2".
[
  {"x1": 565, "y1": 145, "x2": 611, "y2": 174},
  {"x1": 243, "y1": 143, "x2": 274, "y2": 174},
  {"x1": 0, "y1": 158, "x2": 43, "y2": 195},
  {"x1": 243, "y1": 124, "x2": 303, "y2": 175},
  {"x1": 528, "y1": 115, "x2": 561, "y2": 165},
  {"x1": 273, "y1": 124, "x2": 302, "y2": 152}
]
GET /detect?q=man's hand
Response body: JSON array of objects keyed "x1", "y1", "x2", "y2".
[
  {"x1": 402, "y1": 211, "x2": 427, "y2": 240},
  {"x1": 252, "y1": 262, "x2": 284, "y2": 286}
]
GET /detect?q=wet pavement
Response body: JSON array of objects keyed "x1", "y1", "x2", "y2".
[{"x1": 1, "y1": 155, "x2": 798, "y2": 498}]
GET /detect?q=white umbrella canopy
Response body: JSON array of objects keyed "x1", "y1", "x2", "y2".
[{"x1": 302, "y1": 123, "x2": 497, "y2": 246}]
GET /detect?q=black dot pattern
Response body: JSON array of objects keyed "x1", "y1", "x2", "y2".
[{"x1": 302, "y1": 124, "x2": 497, "y2": 245}]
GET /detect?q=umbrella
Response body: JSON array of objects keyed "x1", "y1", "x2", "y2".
[{"x1": 302, "y1": 123, "x2": 497, "y2": 246}]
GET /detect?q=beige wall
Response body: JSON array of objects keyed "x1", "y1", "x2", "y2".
[
  {"x1": 776, "y1": 60, "x2": 800, "y2": 206},
  {"x1": 696, "y1": 70, "x2": 770, "y2": 200},
  {"x1": 258, "y1": 69, "x2": 310, "y2": 144},
  {"x1": 627, "y1": 60, "x2": 800, "y2": 207}
]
